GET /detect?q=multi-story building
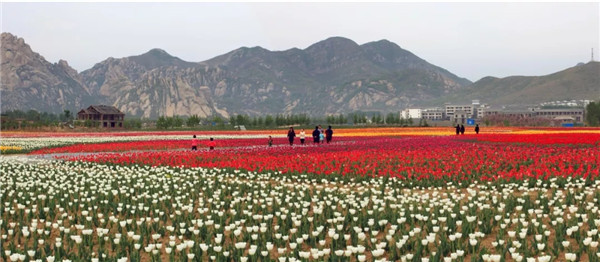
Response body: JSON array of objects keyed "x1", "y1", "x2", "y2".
[
  {"x1": 475, "y1": 105, "x2": 490, "y2": 119},
  {"x1": 452, "y1": 110, "x2": 470, "y2": 124},
  {"x1": 400, "y1": 101, "x2": 585, "y2": 125},
  {"x1": 400, "y1": 108, "x2": 422, "y2": 119},
  {"x1": 421, "y1": 107, "x2": 444, "y2": 120},
  {"x1": 77, "y1": 105, "x2": 125, "y2": 128},
  {"x1": 482, "y1": 107, "x2": 585, "y2": 123},
  {"x1": 483, "y1": 109, "x2": 536, "y2": 118},
  {"x1": 445, "y1": 104, "x2": 474, "y2": 120},
  {"x1": 533, "y1": 108, "x2": 585, "y2": 122}
]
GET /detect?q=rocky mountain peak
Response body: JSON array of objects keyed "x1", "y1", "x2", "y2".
[
  {"x1": 146, "y1": 48, "x2": 169, "y2": 55},
  {"x1": 1, "y1": 32, "x2": 91, "y2": 113},
  {"x1": 305, "y1": 36, "x2": 360, "y2": 50},
  {"x1": 57, "y1": 59, "x2": 69, "y2": 66},
  {"x1": 57, "y1": 59, "x2": 79, "y2": 76},
  {"x1": 1, "y1": 32, "x2": 43, "y2": 68},
  {"x1": 1, "y1": 32, "x2": 25, "y2": 47},
  {"x1": 361, "y1": 39, "x2": 401, "y2": 50},
  {"x1": 129, "y1": 48, "x2": 194, "y2": 69}
]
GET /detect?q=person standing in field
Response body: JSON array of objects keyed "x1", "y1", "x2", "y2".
[
  {"x1": 319, "y1": 130, "x2": 325, "y2": 143},
  {"x1": 475, "y1": 124, "x2": 480, "y2": 134},
  {"x1": 268, "y1": 136, "x2": 273, "y2": 147},
  {"x1": 325, "y1": 126, "x2": 333, "y2": 143},
  {"x1": 299, "y1": 129, "x2": 306, "y2": 145},
  {"x1": 312, "y1": 126, "x2": 320, "y2": 144},
  {"x1": 191, "y1": 135, "x2": 198, "y2": 151},
  {"x1": 287, "y1": 127, "x2": 296, "y2": 146},
  {"x1": 455, "y1": 124, "x2": 460, "y2": 135},
  {"x1": 208, "y1": 137, "x2": 216, "y2": 151},
  {"x1": 460, "y1": 124, "x2": 465, "y2": 135}
]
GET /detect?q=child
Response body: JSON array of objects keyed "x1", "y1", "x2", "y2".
[
  {"x1": 299, "y1": 129, "x2": 306, "y2": 145},
  {"x1": 208, "y1": 137, "x2": 216, "y2": 151},
  {"x1": 191, "y1": 135, "x2": 198, "y2": 151},
  {"x1": 319, "y1": 131, "x2": 325, "y2": 144},
  {"x1": 268, "y1": 136, "x2": 273, "y2": 147}
]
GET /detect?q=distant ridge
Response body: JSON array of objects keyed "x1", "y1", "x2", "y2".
[
  {"x1": 436, "y1": 61, "x2": 600, "y2": 106},
  {"x1": 3, "y1": 32, "x2": 596, "y2": 118}
]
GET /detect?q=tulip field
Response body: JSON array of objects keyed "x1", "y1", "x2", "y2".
[{"x1": 2, "y1": 127, "x2": 600, "y2": 261}]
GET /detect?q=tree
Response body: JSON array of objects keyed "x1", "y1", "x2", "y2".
[
  {"x1": 334, "y1": 114, "x2": 343, "y2": 125},
  {"x1": 173, "y1": 116, "x2": 184, "y2": 128},
  {"x1": 326, "y1": 115, "x2": 335, "y2": 125},
  {"x1": 124, "y1": 119, "x2": 142, "y2": 129},
  {"x1": 26, "y1": 110, "x2": 41, "y2": 121},
  {"x1": 586, "y1": 101, "x2": 600, "y2": 126},
  {"x1": 84, "y1": 119, "x2": 94, "y2": 128},
  {"x1": 229, "y1": 115, "x2": 237, "y2": 127},
  {"x1": 265, "y1": 115, "x2": 274, "y2": 126},
  {"x1": 236, "y1": 114, "x2": 247, "y2": 126},
  {"x1": 62, "y1": 110, "x2": 72, "y2": 122},
  {"x1": 212, "y1": 115, "x2": 224, "y2": 127},
  {"x1": 187, "y1": 115, "x2": 200, "y2": 127},
  {"x1": 371, "y1": 113, "x2": 383, "y2": 124},
  {"x1": 385, "y1": 113, "x2": 395, "y2": 125},
  {"x1": 156, "y1": 116, "x2": 168, "y2": 129}
]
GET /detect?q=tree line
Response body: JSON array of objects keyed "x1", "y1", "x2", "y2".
[
  {"x1": 586, "y1": 101, "x2": 600, "y2": 126},
  {"x1": 156, "y1": 114, "x2": 312, "y2": 129},
  {"x1": 155, "y1": 112, "x2": 423, "y2": 129},
  {"x1": 7, "y1": 103, "x2": 597, "y2": 130},
  {"x1": 0, "y1": 109, "x2": 143, "y2": 130},
  {"x1": 1, "y1": 109, "x2": 70, "y2": 130}
]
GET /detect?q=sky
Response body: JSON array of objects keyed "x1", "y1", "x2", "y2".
[{"x1": 2, "y1": 2, "x2": 599, "y2": 82}]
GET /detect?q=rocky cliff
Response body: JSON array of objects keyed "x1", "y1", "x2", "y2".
[
  {"x1": 2, "y1": 33, "x2": 475, "y2": 117},
  {"x1": 1, "y1": 32, "x2": 92, "y2": 113}
]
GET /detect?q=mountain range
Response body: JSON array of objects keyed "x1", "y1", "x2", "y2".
[{"x1": 1, "y1": 32, "x2": 598, "y2": 118}]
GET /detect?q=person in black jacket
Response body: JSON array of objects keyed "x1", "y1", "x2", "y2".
[
  {"x1": 287, "y1": 127, "x2": 296, "y2": 145},
  {"x1": 455, "y1": 124, "x2": 460, "y2": 135},
  {"x1": 475, "y1": 124, "x2": 480, "y2": 134},
  {"x1": 460, "y1": 124, "x2": 465, "y2": 135},
  {"x1": 325, "y1": 126, "x2": 333, "y2": 143},
  {"x1": 312, "y1": 126, "x2": 320, "y2": 144}
]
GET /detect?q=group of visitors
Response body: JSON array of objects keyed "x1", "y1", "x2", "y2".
[
  {"x1": 288, "y1": 125, "x2": 333, "y2": 146},
  {"x1": 191, "y1": 125, "x2": 335, "y2": 151},
  {"x1": 191, "y1": 135, "x2": 216, "y2": 151},
  {"x1": 192, "y1": 122, "x2": 480, "y2": 150},
  {"x1": 455, "y1": 124, "x2": 480, "y2": 135}
]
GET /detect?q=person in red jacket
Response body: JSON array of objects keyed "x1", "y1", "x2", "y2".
[
  {"x1": 191, "y1": 135, "x2": 198, "y2": 151},
  {"x1": 208, "y1": 137, "x2": 216, "y2": 151}
]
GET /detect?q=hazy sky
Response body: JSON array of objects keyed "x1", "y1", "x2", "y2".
[{"x1": 2, "y1": 2, "x2": 599, "y2": 81}]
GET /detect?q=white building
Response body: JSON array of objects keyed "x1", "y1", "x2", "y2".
[
  {"x1": 445, "y1": 100, "x2": 489, "y2": 120},
  {"x1": 421, "y1": 107, "x2": 444, "y2": 120},
  {"x1": 400, "y1": 108, "x2": 422, "y2": 119}
]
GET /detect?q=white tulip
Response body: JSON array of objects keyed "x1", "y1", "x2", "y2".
[{"x1": 565, "y1": 253, "x2": 577, "y2": 261}]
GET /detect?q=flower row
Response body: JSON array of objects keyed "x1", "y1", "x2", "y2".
[
  {"x1": 1, "y1": 157, "x2": 599, "y2": 261},
  {"x1": 63, "y1": 134, "x2": 600, "y2": 182}
]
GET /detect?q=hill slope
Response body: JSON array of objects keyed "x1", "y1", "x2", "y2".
[{"x1": 436, "y1": 62, "x2": 600, "y2": 106}]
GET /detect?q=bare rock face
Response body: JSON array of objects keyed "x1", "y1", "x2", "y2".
[
  {"x1": 2, "y1": 33, "x2": 475, "y2": 117},
  {"x1": 1, "y1": 32, "x2": 91, "y2": 113}
]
